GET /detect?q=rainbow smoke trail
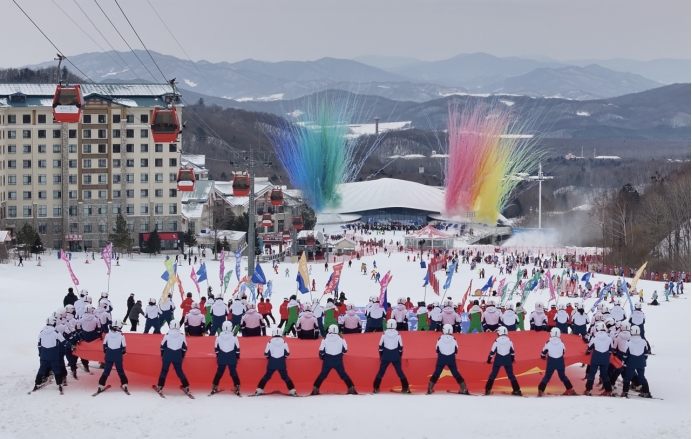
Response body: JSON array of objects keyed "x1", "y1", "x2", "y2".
[
  {"x1": 266, "y1": 92, "x2": 359, "y2": 213},
  {"x1": 445, "y1": 102, "x2": 543, "y2": 225}
]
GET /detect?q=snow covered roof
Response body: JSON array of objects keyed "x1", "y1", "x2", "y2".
[
  {"x1": 181, "y1": 155, "x2": 206, "y2": 168},
  {"x1": 181, "y1": 202, "x2": 205, "y2": 220},
  {"x1": 0, "y1": 83, "x2": 179, "y2": 97},
  {"x1": 406, "y1": 225, "x2": 454, "y2": 239},
  {"x1": 316, "y1": 212, "x2": 361, "y2": 225},
  {"x1": 0, "y1": 231, "x2": 11, "y2": 242},
  {"x1": 181, "y1": 180, "x2": 214, "y2": 204},
  {"x1": 326, "y1": 178, "x2": 445, "y2": 215}
]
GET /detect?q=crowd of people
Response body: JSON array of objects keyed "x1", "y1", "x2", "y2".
[{"x1": 32, "y1": 281, "x2": 654, "y2": 399}]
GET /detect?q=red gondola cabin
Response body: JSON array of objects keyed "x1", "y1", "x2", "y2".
[
  {"x1": 52, "y1": 84, "x2": 83, "y2": 123},
  {"x1": 261, "y1": 214, "x2": 272, "y2": 227},
  {"x1": 306, "y1": 234, "x2": 316, "y2": 246},
  {"x1": 151, "y1": 107, "x2": 180, "y2": 143},
  {"x1": 177, "y1": 168, "x2": 195, "y2": 192},
  {"x1": 270, "y1": 188, "x2": 284, "y2": 206},
  {"x1": 233, "y1": 174, "x2": 250, "y2": 196},
  {"x1": 292, "y1": 216, "x2": 303, "y2": 231}
]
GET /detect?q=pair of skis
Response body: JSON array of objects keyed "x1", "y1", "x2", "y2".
[
  {"x1": 151, "y1": 385, "x2": 195, "y2": 399},
  {"x1": 92, "y1": 385, "x2": 130, "y2": 397}
]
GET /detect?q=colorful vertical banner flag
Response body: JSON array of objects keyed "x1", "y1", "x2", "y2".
[
  {"x1": 422, "y1": 271, "x2": 429, "y2": 288},
  {"x1": 223, "y1": 270, "x2": 233, "y2": 295},
  {"x1": 547, "y1": 270, "x2": 556, "y2": 302},
  {"x1": 264, "y1": 280, "x2": 273, "y2": 299},
  {"x1": 176, "y1": 274, "x2": 185, "y2": 301},
  {"x1": 101, "y1": 242, "x2": 113, "y2": 276},
  {"x1": 481, "y1": 275, "x2": 495, "y2": 293},
  {"x1": 630, "y1": 262, "x2": 648, "y2": 291},
  {"x1": 233, "y1": 276, "x2": 247, "y2": 296},
  {"x1": 219, "y1": 249, "x2": 225, "y2": 287},
  {"x1": 234, "y1": 246, "x2": 244, "y2": 281},
  {"x1": 61, "y1": 249, "x2": 80, "y2": 286},
  {"x1": 251, "y1": 264, "x2": 267, "y2": 285},
  {"x1": 298, "y1": 251, "x2": 310, "y2": 289},
  {"x1": 460, "y1": 280, "x2": 473, "y2": 310},
  {"x1": 190, "y1": 266, "x2": 201, "y2": 295},
  {"x1": 379, "y1": 270, "x2": 392, "y2": 311},
  {"x1": 324, "y1": 262, "x2": 344, "y2": 296},
  {"x1": 443, "y1": 261, "x2": 457, "y2": 290},
  {"x1": 196, "y1": 262, "x2": 208, "y2": 283}
]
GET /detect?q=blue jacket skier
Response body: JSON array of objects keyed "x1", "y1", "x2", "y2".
[
  {"x1": 312, "y1": 325, "x2": 357, "y2": 395},
  {"x1": 156, "y1": 321, "x2": 190, "y2": 394},
  {"x1": 33, "y1": 316, "x2": 71, "y2": 393},
  {"x1": 97, "y1": 319, "x2": 128, "y2": 393},
  {"x1": 212, "y1": 321, "x2": 241, "y2": 395},
  {"x1": 538, "y1": 328, "x2": 576, "y2": 396},
  {"x1": 254, "y1": 328, "x2": 297, "y2": 396},
  {"x1": 373, "y1": 319, "x2": 409, "y2": 394},
  {"x1": 485, "y1": 326, "x2": 522, "y2": 396},
  {"x1": 620, "y1": 325, "x2": 652, "y2": 398},
  {"x1": 427, "y1": 324, "x2": 469, "y2": 395},
  {"x1": 584, "y1": 322, "x2": 613, "y2": 396}
]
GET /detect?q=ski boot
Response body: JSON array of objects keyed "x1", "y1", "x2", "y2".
[
  {"x1": 426, "y1": 382, "x2": 435, "y2": 395},
  {"x1": 458, "y1": 381, "x2": 469, "y2": 395},
  {"x1": 537, "y1": 390, "x2": 545, "y2": 397},
  {"x1": 288, "y1": 389, "x2": 297, "y2": 396},
  {"x1": 563, "y1": 389, "x2": 576, "y2": 396},
  {"x1": 599, "y1": 391, "x2": 612, "y2": 396},
  {"x1": 234, "y1": 384, "x2": 241, "y2": 396},
  {"x1": 639, "y1": 392, "x2": 652, "y2": 398},
  {"x1": 310, "y1": 386, "x2": 320, "y2": 396},
  {"x1": 254, "y1": 388, "x2": 264, "y2": 396},
  {"x1": 347, "y1": 386, "x2": 358, "y2": 395},
  {"x1": 211, "y1": 385, "x2": 220, "y2": 395}
]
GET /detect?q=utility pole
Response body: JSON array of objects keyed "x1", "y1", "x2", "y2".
[
  {"x1": 528, "y1": 163, "x2": 552, "y2": 229},
  {"x1": 230, "y1": 150, "x2": 273, "y2": 280}
]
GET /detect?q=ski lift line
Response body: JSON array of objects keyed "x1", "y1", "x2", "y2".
[
  {"x1": 113, "y1": 0, "x2": 168, "y2": 84},
  {"x1": 92, "y1": 0, "x2": 159, "y2": 83},
  {"x1": 144, "y1": 0, "x2": 223, "y2": 99},
  {"x1": 11, "y1": 0, "x2": 94, "y2": 83},
  {"x1": 68, "y1": 0, "x2": 144, "y2": 81},
  {"x1": 49, "y1": 0, "x2": 125, "y2": 72}
]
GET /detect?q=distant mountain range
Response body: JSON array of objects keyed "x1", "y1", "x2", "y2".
[{"x1": 26, "y1": 50, "x2": 689, "y2": 102}]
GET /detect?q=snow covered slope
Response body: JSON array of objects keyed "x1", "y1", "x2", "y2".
[{"x1": 0, "y1": 232, "x2": 689, "y2": 438}]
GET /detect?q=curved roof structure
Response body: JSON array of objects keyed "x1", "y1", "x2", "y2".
[{"x1": 327, "y1": 178, "x2": 445, "y2": 214}]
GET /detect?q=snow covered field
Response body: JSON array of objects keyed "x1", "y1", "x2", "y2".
[{"x1": 0, "y1": 229, "x2": 689, "y2": 439}]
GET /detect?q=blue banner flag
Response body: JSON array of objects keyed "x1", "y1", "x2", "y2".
[
  {"x1": 296, "y1": 273, "x2": 309, "y2": 294},
  {"x1": 196, "y1": 262, "x2": 208, "y2": 283},
  {"x1": 264, "y1": 280, "x2": 273, "y2": 299},
  {"x1": 581, "y1": 272, "x2": 591, "y2": 285},
  {"x1": 422, "y1": 271, "x2": 429, "y2": 288},
  {"x1": 481, "y1": 275, "x2": 494, "y2": 293},
  {"x1": 251, "y1": 264, "x2": 267, "y2": 285},
  {"x1": 234, "y1": 246, "x2": 243, "y2": 281},
  {"x1": 443, "y1": 261, "x2": 457, "y2": 290}
]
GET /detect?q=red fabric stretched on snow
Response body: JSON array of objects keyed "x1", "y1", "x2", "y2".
[{"x1": 76, "y1": 331, "x2": 590, "y2": 393}]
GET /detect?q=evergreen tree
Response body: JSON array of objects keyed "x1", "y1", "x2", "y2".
[
  {"x1": 184, "y1": 230, "x2": 197, "y2": 247},
  {"x1": 32, "y1": 235, "x2": 44, "y2": 254},
  {"x1": 108, "y1": 213, "x2": 131, "y2": 253},
  {"x1": 302, "y1": 206, "x2": 317, "y2": 230},
  {"x1": 16, "y1": 223, "x2": 37, "y2": 257},
  {"x1": 147, "y1": 230, "x2": 162, "y2": 255}
]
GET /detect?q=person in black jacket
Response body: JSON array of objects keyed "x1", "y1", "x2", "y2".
[
  {"x1": 123, "y1": 293, "x2": 135, "y2": 323},
  {"x1": 63, "y1": 288, "x2": 78, "y2": 307}
]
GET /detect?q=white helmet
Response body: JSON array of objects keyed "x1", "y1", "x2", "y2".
[
  {"x1": 630, "y1": 326, "x2": 641, "y2": 336},
  {"x1": 111, "y1": 319, "x2": 123, "y2": 330},
  {"x1": 550, "y1": 327, "x2": 561, "y2": 338},
  {"x1": 55, "y1": 307, "x2": 66, "y2": 318},
  {"x1": 444, "y1": 299, "x2": 454, "y2": 307},
  {"x1": 594, "y1": 313, "x2": 603, "y2": 321},
  {"x1": 558, "y1": 303, "x2": 566, "y2": 311},
  {"x1": 621, "y1": 322, "x2": 631, "y2": 331},
  {"x1": 397, "y1": 297, "x2": 406, "y2": 305},
  {"x1": 506, "y1": 303, "x2": 514, "y2": 310},
  {"x1": 369, "y1": 296, "x2": 377, "y2": 302},
  {"x1": 535, "y1": 301, "x2": 544, "y2": 310},
  {"x1": 222, "y1": 321, "x2": 233, "y2": 332},
  {"x1": 605, "y1": 317, "x2": 615, "y2": 327},
  {"x1": 191, "y1": 302, "x2": 199, "y2": 309},
  {"x1": 497, "y1": 326, "x2": 508, "y2": 336},
  {"x1": 303, "y1": 304, "x2": 311, "y2": 312},
  {"x1": 596, "y1": 303, "x2": 603, "y2": 311},
  {"x1": 85, "y1": 304, "x2": 94, "y2": 314},
  {"x1": 65, "y1": 304, "x2": 75, "y2": 314},
  {"x1": 386, "y1": 319, "x2": 397, "y2": 330},
  {"x1": 346, "y1": 304, "x2": 355, "y2": 311},
  {"x1": 601, "y1": 305, "x2": 610, "y2": 313},
  {"x1": 46, "y1": 316, "x2": 56, "y2": 326},
  {"x1": 247, "y1": 303, "x2": 256, "y2": 310},
  {"x1": 149, "y1": 297, "x2": 157, "y2": 304},
  {"x1": 85, "y1": 296, "x2": 92, "y2": 304},
  {"x1": 442, "y1": 324, "x2": 453, "y2": 335},
  {"x1": 101, "y1": 292, "x2": 108, "y2": 298},
  {"x1": 80, "y1": 289, "x2": 89, "y2": 297},
  {"x1": 595, "y1": 322, "x2": 607, "y2": 332},
  {"x1": 328, "y1": 324, "x2": 339, "y2": 334},
  {"x1": 170, "y1": 321, "x2": 181, "y2": 330},
  {"x1": 634, "y1": 302, "x2": 642, "y2": 310},
  {"x1": 271, "y1": 327, "x2": 282, "y2": 337},
  {"x1": 432, "y1": 301, "x2": 440, "y2": 307},
  {"x1": 488, "y1": 300, "x2": 495, "y2": 307},
  {"x1": 577, "y1": 302, "x2": 584, "y2": 310}
]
